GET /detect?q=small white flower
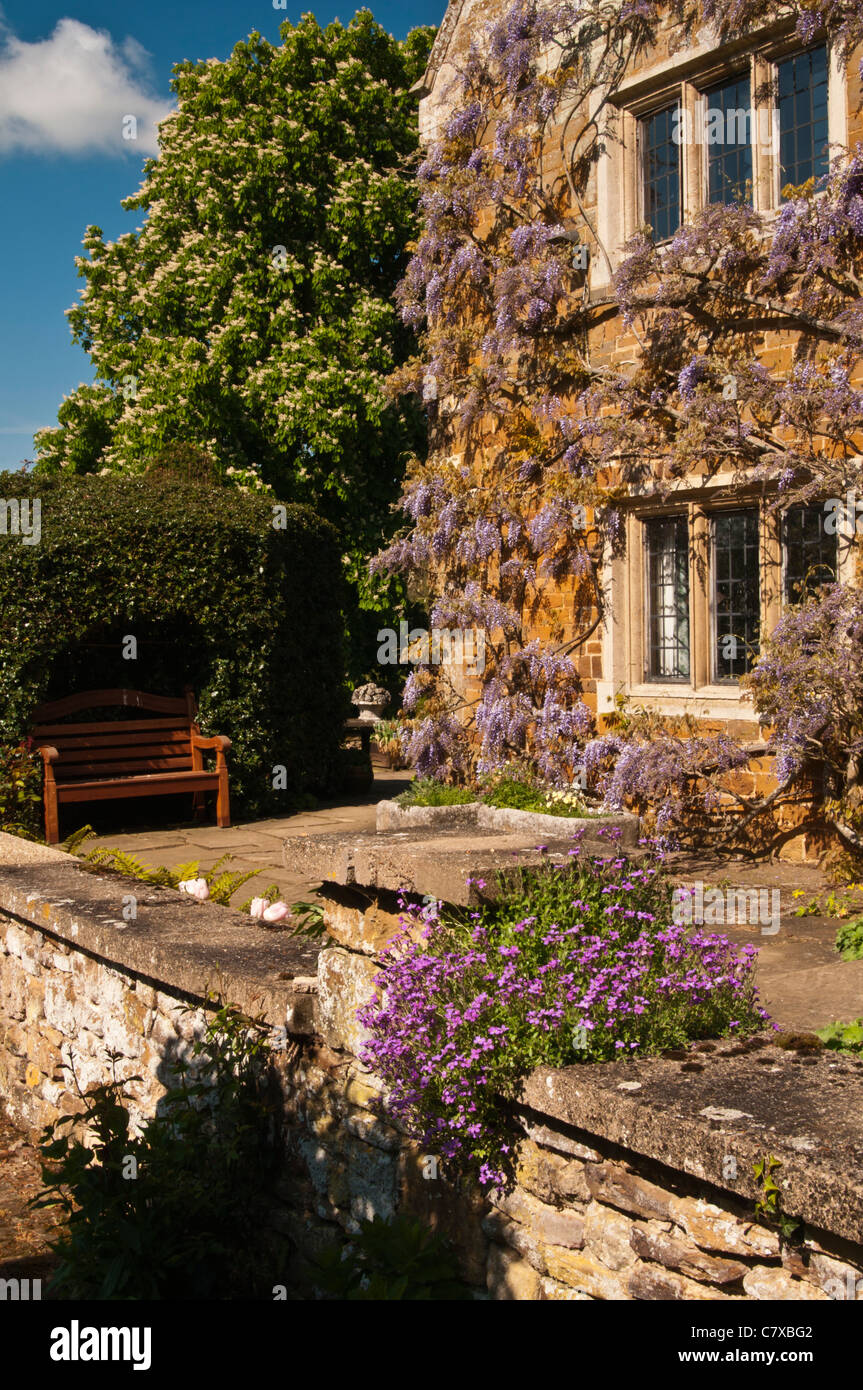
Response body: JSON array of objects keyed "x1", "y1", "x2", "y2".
[{"x1": 178, "y1": 877, "x2": 209, "y2": 902}]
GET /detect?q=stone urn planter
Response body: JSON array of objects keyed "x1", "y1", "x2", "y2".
[{"x1": 351, "y1": 682, "x2": 390, "y2": 724}]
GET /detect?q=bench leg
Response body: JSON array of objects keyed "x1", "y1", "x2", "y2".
[
  {"x1": 216, "y1": 764, "x2": 230, "y2": 828},
  {"x1": 190, "y1": 738, "x2": 207, "y2": 821},
  {"x1": 44, "y1": 787, "x2": 59, "y2": 845}
]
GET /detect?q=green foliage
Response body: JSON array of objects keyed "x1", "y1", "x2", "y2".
[
  {"x1": 481, "y1": 775, "x2": 551, "y2": 812},
  {"x1": 373, "y1": 720, "x2": 401, "y2": 741},
  {"x1": 753, "y1": 1155, "x2": 802, "y2": 1243},
  {"x1": 793, "y1": 885, "x2": 863, "y2": 919},
  {"x1": 61, "y1": 824, "x2": 97, "y2": 855},
  {"x1": 394, "y1": 777, "x2": 476, "y2": 806},
  {"x1": 0, "y1": 741, "x2": 42, "y2": 838},
  {"x1": 289, "y1": 900, "x2": 327, "y2": 939},
  {"x1": 372, "y1": 718, "x2": 411, "y2": 768},
  {"x1": 817, "y1": 1018, "x2": 863, "y2": 1053},
  {"x1": 0, "y1": 472, "x2": 345, "y2": 817},
  {"x1": 202, "y1": 854, "x2": 260, "y2": 906},
  {"x1": 311, "y1": 1215, "x2": 471, "y2": 1300},
  {"x1": 31, "y1": 999, "x2": 290, "y2": 1299},
  {"x1": 33, "y1": 13, "x2": 435, "y2": 663},
  {"x1": 481, "y1": 771, "x2": 594, "y2": 817},
  {"x1": 81, "y1": 845, "x2": 257, "y2": 906},
  {"x1": 835, "y1": 918, "x2": 863, "y2": 961},
  {"x1": 395, "y1": 767, "x2": 596, "y2": 815},
  {"x1": 82, "y1": 846, "x2": 176, "y2": 888}
]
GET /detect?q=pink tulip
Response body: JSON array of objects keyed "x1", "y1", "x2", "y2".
[
  {"x1": 249, "y1": 897, "x2": 271, "y2": 919},
  {"x1": 262, "y1": 900, "x2": 290, "y2": 923},
  {"x1": 178, "y1": 877, "x2": 210, "y2": 902}
]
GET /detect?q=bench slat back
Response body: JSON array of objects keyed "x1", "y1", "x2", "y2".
[
  {"x1": 33, "y1": 688, "x2": 195, "y2": 721},
  {"x1": 31, "y1": 689, "x2": 198, "y2": 783}
]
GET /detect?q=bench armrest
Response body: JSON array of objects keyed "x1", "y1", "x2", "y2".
[
  {"x1": 37, "y1": 745, "x2": 60, "y2": 765},
  {"x1": 191, "y1": 733, "x2": 231, "y2": 755}
]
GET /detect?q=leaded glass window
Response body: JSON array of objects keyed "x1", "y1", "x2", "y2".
[
  {"x1": 646, "y1": 515, "x2": 690, "y2": 680},
  {"x1": 778, "y1": 46, "x2": 829, "y2": 193},
  {"x1": 641, "y1": 105, "x2": 681, "y2": 242},
  {"x1": 705, "y1": 74, "x2": 753, "y2": 204},
  {"x1": 783, "y1": 505, "x2": 837, "y2": 603},
  {"x1": 713, "y1": 509, "x2": 760, "y2": 679}
]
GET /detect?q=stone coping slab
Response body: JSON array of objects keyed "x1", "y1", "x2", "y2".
[
  {"x1": 281, "y1": 824, "x2": 634, "y2": 906},
  {"x1": 376, "y1": 798, "x2": 640, "y2": 844},
  {"x1": 520, "y1": 1040, "x2": 863, "y2": 1243},
  {"x1": 0, "y1": 835, "x2": 71, "y2": 868},
  {"x1": 0, "y1": 834, "x2": 319, "y2": 1030}
]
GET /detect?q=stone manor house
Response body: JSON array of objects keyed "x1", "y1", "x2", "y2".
[{"x1": 412, "y1": 2, "x2": 862, "y2": 849}]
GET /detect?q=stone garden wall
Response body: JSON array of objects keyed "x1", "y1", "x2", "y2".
[{"x1": 1, "y1": 832, "x2": 862, "y2": 1301}]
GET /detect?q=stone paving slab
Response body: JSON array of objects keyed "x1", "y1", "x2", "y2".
[
  {"x1": 752, "y1": 957, "x2": 863, "y2": 1031},
  {"x1": 75, "y1": 771, "x2": 415, "y2": 908},
  {"x1": 669, "y1": 852, "x2": 863, "y2": 1030},
  {"x1": 35, "y1": 775, "x2": 863, "y2": 1031},
  {"x1": 281, "y1": 824, "x2": 613, "y2": 905}
]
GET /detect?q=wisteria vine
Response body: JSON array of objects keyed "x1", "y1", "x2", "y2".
[{"x1": 375, "y1": 0, "x2": 863, "y2": 846}]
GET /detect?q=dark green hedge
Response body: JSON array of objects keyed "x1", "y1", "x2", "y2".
[{"x1": 0, "y1": 473, "x2": 347, "y2": 818}]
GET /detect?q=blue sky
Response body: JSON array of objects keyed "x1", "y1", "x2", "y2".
[{"x1": 0, "y1": 0, "x2": 442, "y2": 471}]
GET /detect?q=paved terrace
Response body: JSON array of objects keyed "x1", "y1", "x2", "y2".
[
  {"x1": 77, "y1": 769, "x2": 415, "y2": 907},
  {"x1": 25, "y1": 771, "x2": 863, "y2": 1033}
]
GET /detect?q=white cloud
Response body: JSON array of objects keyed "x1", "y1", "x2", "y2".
[{"x1": 0, "y1": 11, "x2": 173, "y2": 156}]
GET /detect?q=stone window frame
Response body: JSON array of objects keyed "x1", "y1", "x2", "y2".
[
  {"x1": 593, "y1": 27, "x2": 848, "y2": 290},
  {"x1": 607, "y1": 487, "x2": 856, "y2": 715},
  {"x1": 621, "y1": 491, "x2": 779, "y2": 705}
]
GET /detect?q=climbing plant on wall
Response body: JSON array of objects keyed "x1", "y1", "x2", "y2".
[{"x1": 376, "y1": 0, "x2": 863, "y2": 848}]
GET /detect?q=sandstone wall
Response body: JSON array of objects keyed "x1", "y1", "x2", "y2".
[{"x1": 414, "y1": 4, "x2": 863, "y2": 861}]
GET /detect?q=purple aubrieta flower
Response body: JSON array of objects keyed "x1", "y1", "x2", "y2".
[{"x1": 357, "y1": 844, "x2": 767, "y2": 1188}]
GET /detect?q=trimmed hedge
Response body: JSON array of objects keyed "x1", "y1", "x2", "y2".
[{"x1": 0, "y1": 473, "x2": 346, "y2": 819}]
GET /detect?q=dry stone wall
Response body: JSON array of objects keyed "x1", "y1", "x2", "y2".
[{"x1": 1, "y1": 834, "x2": 862, "y2": 1300}]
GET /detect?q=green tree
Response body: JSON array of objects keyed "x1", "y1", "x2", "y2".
[{"x1": 36, "y1": 11, "x2": 435, "y2": 588}]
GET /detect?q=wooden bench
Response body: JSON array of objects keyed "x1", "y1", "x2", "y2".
[{"x1": 31, "y1": 687, "x2": 231, "y2": 844}]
